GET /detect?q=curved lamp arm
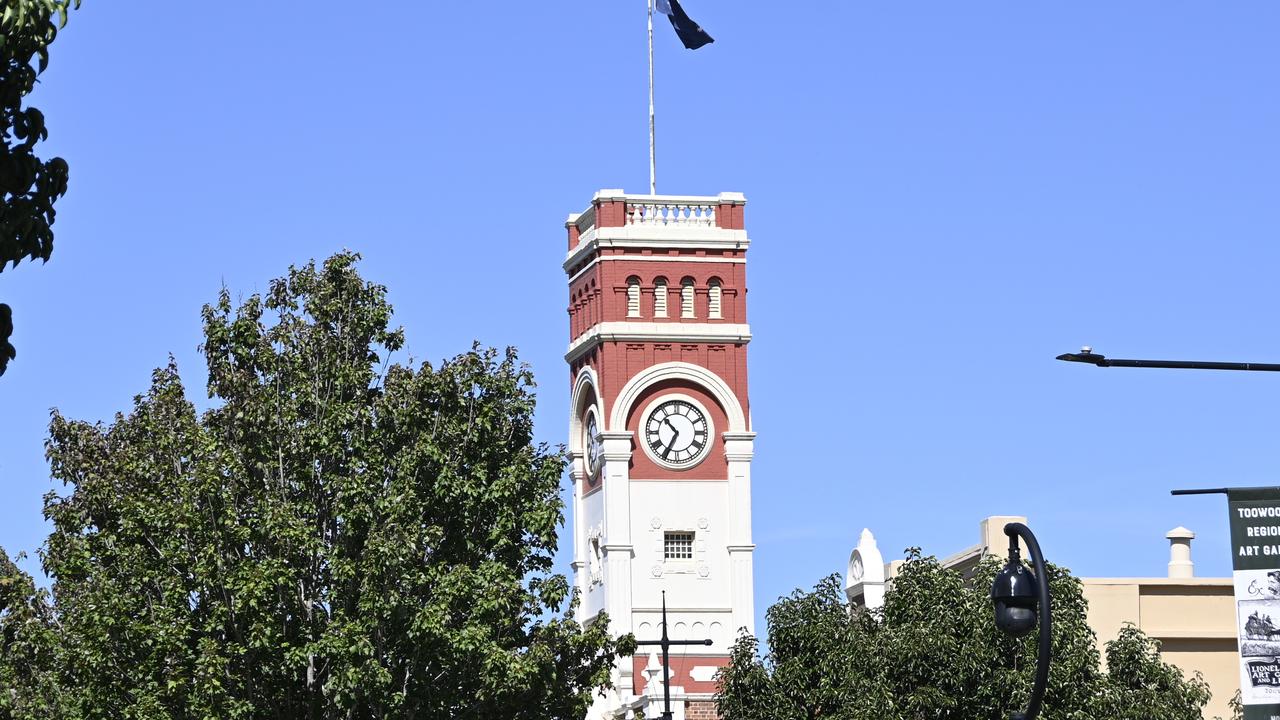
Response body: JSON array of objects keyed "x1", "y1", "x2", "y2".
[{"x1": 1005, "y1": 522, "x2": 1051, "y2": 720}]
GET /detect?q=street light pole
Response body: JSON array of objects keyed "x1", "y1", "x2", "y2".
[
  {"x1": 1057, "y1": 347, "x2": 1280, "y2": 372},
  {"x1": 991, "y1": 522, "x2": 1052, "y2": 720}
]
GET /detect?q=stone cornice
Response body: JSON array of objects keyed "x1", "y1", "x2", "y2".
[
  {"x1": 566, "y1": 322, "x2": 751, "y2": 364},
  {"x1": 599, "y1": 431, "x2": 635, "y2": 461},
  {"x1": 564, "y1": 228, "x2": 751, "y2": 274}
]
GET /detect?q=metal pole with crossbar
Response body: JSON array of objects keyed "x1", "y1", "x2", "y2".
[{"x1": 634, "y1": 591, "x2": 713, "y2": 720}]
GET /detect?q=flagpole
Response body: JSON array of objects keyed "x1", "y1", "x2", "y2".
[{"x1": 648, "y1": 0, "x2": 656, "y2": 194}]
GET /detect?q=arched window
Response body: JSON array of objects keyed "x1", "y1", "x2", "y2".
[
  {"x1": 627, "y1": 277, "x2": 641, "y2": 317},
  {"x1": 681, "y1": 277, "x2": 695, "y2": 318},
  {"x1": 653, "y1": 277, "x2": 668, "y2": 317},
  {"x1": 707, "y1": 279, "x2": 722, "y2": 319}
]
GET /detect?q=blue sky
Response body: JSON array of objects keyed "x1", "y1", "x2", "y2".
[{"x1": 2, "y1": 2, "x2": 1279, "y2": 637}]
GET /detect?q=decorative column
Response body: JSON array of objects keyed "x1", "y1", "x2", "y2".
[
  {"x1": 722, "y1": 431, "x2": 756, "y2": 638},
  {"x1": 568, "y1": 450, "x2": 588, "y2": 611},
  {"x1": 600, "y1": 430, "x2": 636, "y2": 695}
]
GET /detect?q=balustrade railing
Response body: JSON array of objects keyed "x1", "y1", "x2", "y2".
[{"x1": 625, "y1": 200, "x2": 716, "y2": 227}]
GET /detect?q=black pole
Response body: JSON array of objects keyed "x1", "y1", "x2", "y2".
[
  {"x1": 1057, "y1": 349, "x2": 1280, "y2": 372},
  {"x1": 633, "y1": 591, "x2": 713, "y2": 720},
  {"x1": 661, "y1": 592, "x2": 670, "y2": 720},
  {"x1": 1004, "y1": 522, "x2": 1051, "y2": 720}
]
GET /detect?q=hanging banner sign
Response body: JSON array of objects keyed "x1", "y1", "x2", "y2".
[{"x1": 1229, "y1": 487, "x2": 1280, "y2": 720}]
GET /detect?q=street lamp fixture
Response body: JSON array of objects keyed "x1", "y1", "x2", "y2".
[
  {"x1": 1056, "y1": 347, "x2": 1280, "y2": 372},
  {"x1": 991, "y1": 522, "x2": 1051, "y2": 720}
]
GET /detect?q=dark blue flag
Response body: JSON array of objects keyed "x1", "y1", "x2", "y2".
[{"x1": 656, "y1": 0, "x2": 714, "y2": 50}]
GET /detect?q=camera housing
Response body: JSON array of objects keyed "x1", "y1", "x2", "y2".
[{"x1": 991, "y1": 555, "x2": 1039, "y2": 638}]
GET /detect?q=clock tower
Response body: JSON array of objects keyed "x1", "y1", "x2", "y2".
[{"x1": 565, "y1": 190, "x2": 755, "y2": 720}]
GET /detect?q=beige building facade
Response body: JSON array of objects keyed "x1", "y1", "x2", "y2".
[{"x1": 847, "y1": 517, "x2": 1238, "y2": 720}]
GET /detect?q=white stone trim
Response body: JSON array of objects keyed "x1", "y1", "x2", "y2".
[
  {"x1": 569, "y1": 366, "x2": 602, "y2": 454},
  {"x1": 616, "y1": 190, "x2": 745, "y2": 204},
  {"x1": 721, "y1": 431, "x2": 756, "y2": 463},
  {"x1": 609, "y1": 361, "x2": 748, "y2": 433},
  {"x1": 625, "y1": 477, "x2": 734, "y2": 484},
  {"x1": 726, "y1": 545, "x2": 756, "y2": 637},
  {"x1": 592, "y1": 188, "x2": 630, "y2": 201},
  {"x1": 569, "y1": 366, "x2": 602, "y2": 614},
  {"x1": 565, "y1": 322, "x2": 751, "y2": 365},
  {"x1": 688, "y1": 666, "x2": 719, "y2": 682},
  {"x1": 564, "y1": 231, "x2": 750, "y2": 274},
  {"x1": 630, "y1": 605, "x2": 734, "y2": 614},
  {"x1": 598, "y1": 431, "x2": 635, "y2": 462}
]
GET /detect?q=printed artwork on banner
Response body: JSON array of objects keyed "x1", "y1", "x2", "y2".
[
  {"x1": 1224, "y1": 489, "x2": 1280, "y2": 718},
  {"x1": 1236, "y1": 571, "x2": 1280, "y2": 704}
]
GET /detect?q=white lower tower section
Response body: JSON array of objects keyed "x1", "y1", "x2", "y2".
[{"x1": 574, "y1": 429, "x2": 755, "y2": 719}]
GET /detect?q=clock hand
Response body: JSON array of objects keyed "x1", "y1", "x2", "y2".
[
  {"x1": 662, "y1": 417, "x2": 681, "y2": 440},
  {"x1": 660, "y1": 417, "x2": 679, "y2": 459}
]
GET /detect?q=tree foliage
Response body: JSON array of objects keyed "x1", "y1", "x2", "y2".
[
  {"x1": 0, "y1": 0, "x2": 78, "y2": 376},
  {"x1": 0, "y1": 253, "x2": 628, "y2": 719},
  {"x1": 717, "y1": 550, "x2": 1218, "y2": 720},
  {"x1": 0, "y1": 550, "x2": 63, "y2": 718}
]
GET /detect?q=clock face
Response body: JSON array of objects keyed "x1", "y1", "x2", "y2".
[
  {"x1": 644, "y1": 398, "x2": 711, "y2": 467},
  {"x1": 585, "y1": 412, "x2": 602, "y2": 475}
]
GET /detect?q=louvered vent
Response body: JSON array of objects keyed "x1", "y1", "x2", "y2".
[
  {"x1": 627, "y1": 277, "x2": 641, "y2": 317},
  {"x1": 653, "y1": 278, "x2": 668, "y2": 317}
]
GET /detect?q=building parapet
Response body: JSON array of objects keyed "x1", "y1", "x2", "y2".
[{"x1": 565, "y1": 190, "x2": 749, "y2": 272}]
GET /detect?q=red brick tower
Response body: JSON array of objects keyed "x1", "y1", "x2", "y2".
[{"x1": 565, "y1": 190, "x2": 755, "y2": 720}]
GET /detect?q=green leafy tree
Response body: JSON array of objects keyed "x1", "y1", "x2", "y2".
[
  {"x1": 0, "y1": 252, "x2": 628, "y2": 719},
  {"x1": 718, "y1": 551, "x2": 1216, "y2": 720},
  {"x1": 0, "y1": 550, "x2": 64, "y2": 719},
  {"x1": 0, "y1": 0, "x2": 78, "y2": 376}
]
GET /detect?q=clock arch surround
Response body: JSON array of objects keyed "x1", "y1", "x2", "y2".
[
  {"x1": 569, "y1": 366, "x2": 602, "y2": 454},
  {"x1": 609, "y1": 361, "x2": 747, "y2": 434}
]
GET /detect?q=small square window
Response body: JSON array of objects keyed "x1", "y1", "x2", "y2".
[{"x1": 664, "y1": 532, "x2": 694, "y2": 561}]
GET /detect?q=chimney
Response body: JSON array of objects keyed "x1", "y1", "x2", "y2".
[{"x1": 1167, "y1": 526, "x2": 1195, "y2": 579}]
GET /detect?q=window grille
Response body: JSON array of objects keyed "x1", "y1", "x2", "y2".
[
  {"x1": 627, "y1": 277, "x2": 641, "y2": 317},
  {"x1": 664, "y1": 531, "x2": 694, "y2": 561},
  {"x1": 708, "y1": 280, "x2": 722, "y2": 319},
  {"x1": 654, "y1": 278, "x2": 668, "y2": 317},
  {"x1": 681, "y1": 278, "x2": 695, "y2": 318}
]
